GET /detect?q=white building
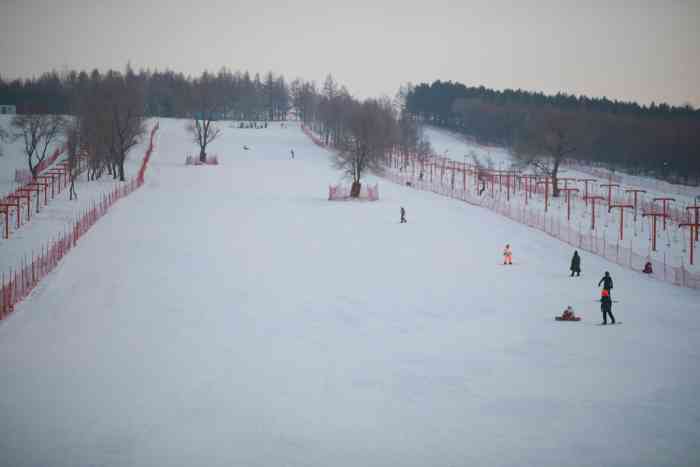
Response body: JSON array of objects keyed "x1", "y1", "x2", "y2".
[{"x1": 0, "y1": 105, "x2": 16, "y2": 115}]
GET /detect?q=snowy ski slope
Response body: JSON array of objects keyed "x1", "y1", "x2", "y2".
[{"x1": 0, "y1": 119, "x2": 698, "y2": 467}]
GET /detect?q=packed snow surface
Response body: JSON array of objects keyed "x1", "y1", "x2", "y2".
[{"x1": 0, "y1": 119, "x2": 698, "y2": 467}]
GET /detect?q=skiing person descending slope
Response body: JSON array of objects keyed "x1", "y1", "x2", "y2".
[
  {"x1": 290, "y1": 149, "x2": 294, "y2": 159},
  {"x1": 503, "y1": 244, "x2": 512, "y2": 265},
  {"x1": 600, "y1": 289, "x2": 616, "y2": 325},
  {"x1": 570, "y1": 250, "x2": 581, "y2": 277},
  {"x1": 400, "y1": 207, "x2": 407, "y2": 223}
]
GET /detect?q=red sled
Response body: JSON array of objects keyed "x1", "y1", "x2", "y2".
[{"x1": 555, "y1": 316, "x2": 581, "y2": 321}]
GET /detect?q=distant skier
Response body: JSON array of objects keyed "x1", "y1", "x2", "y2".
[
  {"x1": 400, "y1": 207, "x2": 407, "y2": 224},
  {"x1": 598, "y1": 271, "x2": 613, "y2": 296},
  {"x1": 290, "y1": 149, "x2": 295, "y2": 159},
  {"x1": 243, "y1": 145, "x2": 250, "y2": 150},
  {"x1": 479, "y1": 180, "x2": 486, "y2": 196},
  {"x1": 643, "y1": 261, "x2": 653, "y2": 274},
  {"x1": 503, "y1": 244, "x2": 512, "y2": 265},
  {"x1": 600, "y1": 289, "x2": 616, "y2": 325},
  {"x1": 570, "y1": 250, "x2": 581, "y2": 277}
]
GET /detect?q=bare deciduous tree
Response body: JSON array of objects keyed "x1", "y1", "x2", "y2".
[
  {"x1": 63, "y1": 121, "x2": 82, "y2": 200},
  {"x1": 514, "y1": 108, "x2": 593, "y2": 196},
  {"x1": 11, "y1": 113, "x2": 65, "y2": 179},
  {"x1": 334, "y1": 99, "x2": 396, "y2": 197},
  {"x1": 103, "y1": 73, "x2": 147, "y2": 181},
  {"x1": 186, "y1": 73, "x2": 224, "y2": 163}
]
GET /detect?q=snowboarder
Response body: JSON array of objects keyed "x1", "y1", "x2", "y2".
[
  {"x1": 598, "y1": 271, "x2": 613, "y2": 297},
  {"x1": 479, "y1": 180, "x2": 486, "y2": 196},
  {"x1": 556, "y1": 305, "x2": 580, "y2": 321},
  {"x1": 570, "y1": 250, "x2": 581, "y2": 277},
  {"x1": 243, "y1": 145, "x2": 250, "y2": 150},
  {"x1": 503, "y1": 244, "x2": 512, "y2": 265},
  {"x1": 643, "y1": 261, "x2": 653, "y2": 274},
  {"x1": 400, "y1": 207, "x2": 407, "y2": 223},
  {"x1": 600, "y1": 289, "x2": 615, "y2": 325},
  {"x1": 290, "y1": 149, "x2": 295, "y2": 159}
]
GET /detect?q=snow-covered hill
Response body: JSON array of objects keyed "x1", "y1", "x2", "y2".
[{"x1": 0, "y1": 119, "x2": 698, "y2": 467}]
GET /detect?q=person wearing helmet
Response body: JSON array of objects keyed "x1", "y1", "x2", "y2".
[
  {"x1": 503, "y1": 244, "x2": 512, "y2": 265},
  {"x1": 600, "y1": 288, "x2": 615, "y2": 325}
]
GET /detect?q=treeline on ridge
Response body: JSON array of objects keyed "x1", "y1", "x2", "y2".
[{"x1": 405, "y1": 81, "x2": 700, "y2": 184}]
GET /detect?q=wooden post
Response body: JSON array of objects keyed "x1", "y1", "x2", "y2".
[
  {"x1": 578, "y1": 178, "x2": 597, "y2": 206},
  {"x1": 642, "y1": 211, "x2": 667, "y2": 252},
  {"x1": 653, "y1": 197, "x2": 675, "y2": 231},
  {"x1": 685, "y1": 205, "x2": 700, "y2": 242},
  {"x1": 624, "y1": 188, "x2": 646, "y2": 222},
  {"x1": 584, "y1": 195, "x2": 605, "y2": 231},
  {"x1": 537, "y1": 178, "x2": 555, "y2": 212},
  {"x1": 560, "y1": 187, "x2": 580, "y2": 221},
  {"x1": 600, "y1": 183, "x2": 620, "y2": 208},
  {"x1": 609, "y1": 204, "x2": 633, "y2": 241},
  {"x1": 679, "y1": 222, "x2": 700, "y2": 265}
]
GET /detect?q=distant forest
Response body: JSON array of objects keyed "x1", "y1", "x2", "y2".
[
  {"x1": 0, "y1": 68, "x2": 291, "y2": 121},
  {"x1": 405, "y1": 81, "x2": 700, "y2": 184},
  {"x1": 2, "y1": 70, "x2": 698, "y2": 184}
]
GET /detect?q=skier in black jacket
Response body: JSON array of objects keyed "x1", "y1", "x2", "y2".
[
  {"x1": 570, "y1": 251, "x2": 581, "y2": 277},
  {"x1": 598, "y1": 271, "x2": 613, "y2": 294}
]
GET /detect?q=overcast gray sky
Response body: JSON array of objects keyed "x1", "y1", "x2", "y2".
[{"x1": 1, "y1": 0, "x2": 698, "y2": 106}]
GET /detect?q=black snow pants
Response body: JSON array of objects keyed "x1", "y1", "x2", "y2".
[{"x1": 601, "y1": 302, "x2": 615, "y2": 324}]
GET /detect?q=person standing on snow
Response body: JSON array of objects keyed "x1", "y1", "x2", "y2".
[
  {"x1": 290, "y1": 149, "x2": 295, "y2": 159},
  {"x1": 598, "y1": 271, "x2": 613, "y2": 296},
  {"x1": 503, "y1": 244, "x2": 513, "y2": 265},
  {"x1": 400, "y1": 207, "x2": 407, "y2": 223},
  {"x1": 570, "y1": 251, "x2": 581, "y2": 277},
  {"x1": 600, "y1": 289, "x2": 615, "y2": 324}
]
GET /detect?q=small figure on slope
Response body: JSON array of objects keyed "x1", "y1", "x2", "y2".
[
  {"x1": 600, "y1": 289, "x2": 616, "y2": 325},
  {"x1": 290, "y1": 149, "x2": 295, "y2": 159},
  {"x1": 570, "y1": 250, "x2": 581, "y2": 277},
  {"x1": 643, "y1": 261, "x2": 653, "y2": 274},
  {"x1": 556, "y1": 305, "x2": 580, "y2": 321},
  {"x1": 400, "y1": 207, "x2": 407, "y2": 224},
  {"x1": 598, "y1": 271, "x2": 613, "y2": 297},
  {"x1": 503, "y1": 244, "x2": 512, "y2": 265}
]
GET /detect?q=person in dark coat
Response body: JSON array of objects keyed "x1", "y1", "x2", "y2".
[
  {"x1": 643, "y1": 261, "x2": 653, "y2": 274},
  {"x1": 598, "y1": 271, "x2": 613, "y2": 296},
  {"x1": 600, "y1": 289, "x2": 615, "y2": 324},
  {"x1": 400, "y1": 207, "x2": 407, "y2": 223},
  {"x1": 570, "y1": 251, "x2": 581, "y2": 277}
]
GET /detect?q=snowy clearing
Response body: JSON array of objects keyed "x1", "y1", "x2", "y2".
[{"x1": 0, "y1": 119, "x2": 698, "y2": 467}]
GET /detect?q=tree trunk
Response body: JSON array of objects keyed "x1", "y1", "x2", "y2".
[
  {"x1": 199, "y1": 148, "x2": 206, "y2": 163},
  {"x1": 552, "y1": 156, "x2": 562, "y2": 197},
  {"x1": 118, "y1": 159, "x2": 126, "y2": 182},
  {"x1": 29, "y1": 159, "x2": 38, "y2": 180},
  {"x1": 350, "y1": 181, "x2": 361, "y2": 198}
]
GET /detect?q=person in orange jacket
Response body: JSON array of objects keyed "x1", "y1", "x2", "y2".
[
  {"x1": 503, "y1": 244, "x2": 512, "y2": 265},
  {"x1": 600, "y1": 289, "x2": 615, "y2": 325}
]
